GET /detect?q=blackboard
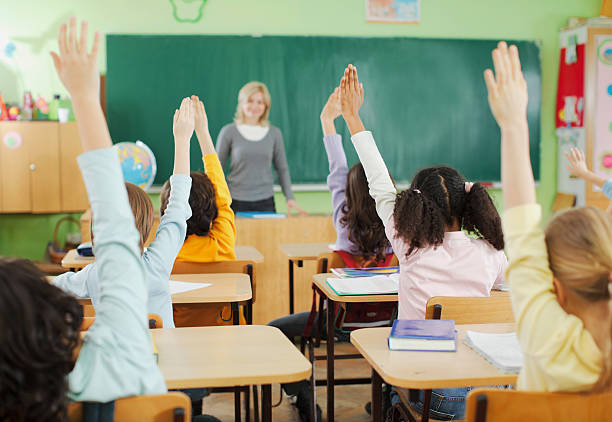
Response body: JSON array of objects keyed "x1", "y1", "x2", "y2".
[{"x1": 106, "y1": 35, "x2": 541, "y2": 185}]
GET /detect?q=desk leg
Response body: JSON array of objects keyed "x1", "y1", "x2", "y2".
[
  {"x1": 421, "y1": 390, "x2": 432, "y2": 422},
  {"x1": 235, "y1": 388, "x2": 242, "y2": 422},
  {"x1": 247, "y1": 299, "x2": 253, "y2": 325},
  {"x1": 232, "y1": 302, "x2": 239, "y2": 325},
  {"x1": 244, "y1": 386, "x2": 251, "y2": 422},
  {"x1": 289, "y1": 260, "x2": 295, "y2": 315},
  {"x1": 308, "y1": 339, "x2": 317, "y2": 422},
  {"x1": 262, "y1": 384, "x2": 272, "y2": 422},
  {"x1": 372, "y1": 369, "x2": 382, "y2": 422},
  {"x1": 326, "y1": 298, "x2": 335, "y2": 422}
]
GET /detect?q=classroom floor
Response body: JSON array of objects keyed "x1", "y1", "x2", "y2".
[{"x1": 202, "y1": 341, "x2": 373, "y2": 422}]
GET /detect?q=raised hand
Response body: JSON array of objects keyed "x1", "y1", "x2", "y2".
[
  {"x1": 565, "y1": 147, "x2": 589, "y2": 179},
  {"x1": 340, "y1": 64, "x2": 366, "y2": 135},
  {"x1": 50, "y1": 17, "x2": 101, "y2": 100},
  {"x1": 173, "y1": 97, "x2": 195, "y2": 144},
  {"x1": 192, "y1": 95, "x2": 209, "y2": 140},
  {"x1": 321, "y1": 87, "x2": 342, "y2": 122},
  {"x1": 484, "y1": 42, "x2": 528, "y2": 130}
]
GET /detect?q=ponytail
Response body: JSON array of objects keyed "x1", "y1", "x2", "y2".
[
  {"x1": 462, "y1": 183, "x2": 505, "y2": 250},
  {"x1": 393, "y1": 189, "x2": 446, "y2": 256}
]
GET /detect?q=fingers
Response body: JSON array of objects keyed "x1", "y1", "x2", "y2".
[
  {"x1": 79, "y1": 21, "x2": 88, "y2": 54},
  {"x1": 50, "y1": 52, "x2": 62, "y2": 75},
  {"x1": 492, "y1": 48, "x2": 506, "y2": 84},
  {"x1": 58, "y1": 23, "x2": 67, "y2": 57},
  {"x1": 360, "y1": 82, "x2": 364, "y2": 103},
  {"x1": 509, "y1": 44, "x2": 522, "y2": 80},
  {"x1": 68, "y1": 16, "x2": 77, "y2": 54},
  {"x1": 173, "y1": 109, "x2": 179, "y2": 125},
  {"x1": 350, "y1": 64, "x2": 359, "y2": 92},
  {"x1": 483, "y1": 69, "x2": 497, "y2": 96},
  {"x1": 90, "y1": 31, "x2": 100, "y2": 59}
]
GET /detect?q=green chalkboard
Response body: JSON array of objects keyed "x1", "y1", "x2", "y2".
[{"x1": 106, "y1": 35, "x2": 541, "y2": 185}]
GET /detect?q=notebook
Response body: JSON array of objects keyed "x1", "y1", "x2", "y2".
[
  {"x1": 235, "y1": 211, "x2": 286, "y2": 219},
  {"x1": 330, "y1": 266, "x2": 400, "y2": 278},
  {"x1": 464, "y1": 331, "x2": 523, "y2": 373},
  {"x1": 326, "y1": 274, "x2": 399, "y2": 296},
  {"x1": 388, "y1": 319, "x2": 457, "y2": 351}
]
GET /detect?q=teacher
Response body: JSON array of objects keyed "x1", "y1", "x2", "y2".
[{"x1": 216, "y1": 81, "x2": 306, "y2": 214}]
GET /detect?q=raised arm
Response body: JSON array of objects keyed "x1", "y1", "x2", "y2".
[
  {"x1": 565, "y1": 147, "x2": 612, "y2": 211},
  {"x1": 341, "y1": 65, "x2": 397, "y2": 224},
  {"x1": 51, "y1": 18, "x2": 164, "y2": 400}
]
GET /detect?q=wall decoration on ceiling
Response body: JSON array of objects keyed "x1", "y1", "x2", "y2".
[
  {"x1": 170, "y1": 0, "x2": 207, "y2": 23},
  {"x1": 366, "y1": 0, "x2": 420, "y2": 24}
]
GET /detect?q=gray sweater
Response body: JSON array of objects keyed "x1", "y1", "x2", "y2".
[{"x1": 216, "y1": 123, "x2": 295, "y2": 201}]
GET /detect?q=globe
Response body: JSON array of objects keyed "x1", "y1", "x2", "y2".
[{"x1": 114, "y1": 141, "x2": 157, "y2": 191}]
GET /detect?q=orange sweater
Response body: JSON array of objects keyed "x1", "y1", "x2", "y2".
[{"x1": 176, "y1": 154, "x2": 237, "y2": 262}]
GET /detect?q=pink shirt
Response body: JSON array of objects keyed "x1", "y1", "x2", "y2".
[{"x1": 351, "y1": 131, "x2": 507, "y2": 319}]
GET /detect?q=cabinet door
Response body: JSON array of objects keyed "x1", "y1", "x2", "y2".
[
  {"x1": 28, "y1": 122, "x2": 61, "y2": 213},
  {"x1": 59, "y1": 123, "x2": 89, "y2": 211},
  {"x1": 0, "y1": 122, "x2": 32, "y2": 212}
]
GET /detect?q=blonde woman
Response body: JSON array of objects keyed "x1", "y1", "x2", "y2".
[{"x1": 215, "y1": 81, "x2": 306, "y2": 214}]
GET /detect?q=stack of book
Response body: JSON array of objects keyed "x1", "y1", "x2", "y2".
[
  {"x1": 326, "y1": 274, "x2": 399, "y2": 296},
  {"x1": 388, "y1": 319, "x2": 457, "y2": 351}
]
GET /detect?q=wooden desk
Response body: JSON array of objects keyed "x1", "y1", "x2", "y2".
[
  {"x1": 152, "y1": 325, "x2": 311, "y2": 422},
  {"x1": 312, "y1": 273, "x2": 398, "y2": 422},
  {"x1": 61, "y1": 249, "x2": 94, "y2": 271},
  {"x1": 279, "y1": 242, "x2": 331, "y2": 314},
  {"x1": 351, "y1": 323, "x2": 518, "y2": 422}
]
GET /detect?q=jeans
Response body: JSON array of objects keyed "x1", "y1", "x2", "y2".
[
  {"x1": 391, "y1": 387, "x2": 470, "y2": 421},
  {"x1": 230, "y1": 196, "x2": 276, "y2": 212}
]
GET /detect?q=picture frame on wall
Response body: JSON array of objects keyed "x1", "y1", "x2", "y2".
[{"x1": 366, "y1": 0, "x2": 420, "y2": 24}]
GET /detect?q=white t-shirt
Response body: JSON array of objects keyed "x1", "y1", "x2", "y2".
[{"x1": 236, "y1": 124, "x2": 270, "y2": 141}]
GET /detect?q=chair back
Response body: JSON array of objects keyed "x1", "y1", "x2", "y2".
[
  {"x1": 465, "y1": 388, "x2": 612, "y2": 422},
  {"x1": 316, "y1": 252, "x2": 399, "y2": 273},
  {"x1": 81, "y1": 313, "x2": 163, "y2": 331},
  {"x1": 172, "y1": 259, "x2": 256, "y2": 301},
  {"x1": 68, "y1": 392, "x2": 191, "y2": 422},
  {"x1": 425, "y1": 295, "x2": 515, "y2": 324}
]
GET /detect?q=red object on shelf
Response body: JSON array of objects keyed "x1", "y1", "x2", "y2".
[{"x1": 0, "y1": 94, "x2": 7, "y2": 121}]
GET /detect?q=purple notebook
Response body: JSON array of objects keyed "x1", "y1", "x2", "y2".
[{"x1": 388, "y1": 319, "x2": 457, "y2": 351}]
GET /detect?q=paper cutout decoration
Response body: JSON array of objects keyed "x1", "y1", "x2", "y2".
[
  {"x1": 3, "y1": 131, "x2": 23, "y2": 149},
  {"x1": 366, "y1": 0, "x2": 420, "y2": 23},
  {"x1": 170, "y1": 0, "x2": 207, "y2": 23}
]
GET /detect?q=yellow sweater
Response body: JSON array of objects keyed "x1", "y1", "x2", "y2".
[
  {"x1": 503, "y1": 204, "x2": 602, "y2": 392},
  {"x1": 176, "y1": 154, "x2": 237, "y2": 262}
]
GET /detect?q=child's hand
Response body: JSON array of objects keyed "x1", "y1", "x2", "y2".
[
  {"x1": 173, "y1": 97, "x2": 195, "y2": 144},
  {"x1": 192, "y1": 95, "x2": 209, "y2": 139},
  {"x1": 565, "y1": 147, "x2": 590, "y2": 179},
  {"x1": 50, "y1": 17, "x2": 101, "y2": 100},
  {"x1": 484, "y1": 42, "x2": 528, "y2": 130},
  {"x1": 321, "y1": 87, "x2": 342, "y2": 122},
  {"x1": 340, "y1": 64, "x2": 364, "y2": 119}
]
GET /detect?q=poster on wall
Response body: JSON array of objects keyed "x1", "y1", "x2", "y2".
[
  {"x1": 366, "y1": 0, "x2": 420, "y2": 23},
  {"x1": 592, "y1": 35, "x2": 612, "y2": 190}
]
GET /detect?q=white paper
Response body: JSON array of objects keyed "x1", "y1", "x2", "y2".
[
  {"x1": 169, "y1": 280, "x2": 211, "y2": 295},
  {"x1": 326, "y1": 274, "x2": 399, "y2": 295},
  {"x1": 464, "y1": 331, "x2": 523, "y2": 373}
]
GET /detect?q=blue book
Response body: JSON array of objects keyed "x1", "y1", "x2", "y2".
[
  {"x1": 235, "y1": 211, "x2": 286, "y2": 219},
  {"x1": 388, "y1": 319, "x2": 457, "y2": 352}
]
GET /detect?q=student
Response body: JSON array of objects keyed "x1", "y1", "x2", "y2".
[
  {"x1": 267, "y1": 87, "x2": 393, "y2": 422},
  {"x1": 487, "y1": 42, "x2": 612, "y2": 392},
  {"x1": 565, "y1": 146, "x2": 612, "y2": 212},
  {"x1": 339, "y1": 64, "x2": 507, "y2": 420},
  {"x1": 0, "y1": 18, "x2": 166, "y2": 421},
  {"x1": 161, "y1": 95, "x2": 236, "y2": 264},
  {"x1": 53, "y1": 97, "x2": 194, "y2": 329}
]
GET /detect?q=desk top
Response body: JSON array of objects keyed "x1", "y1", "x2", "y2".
[
  {"x1": 152, "y1": 325, "x2": 311, "y2": 389},
  {"x1": 170, "y1": 273, "x2": 252, "y2": 304},
  {"x1": 279, "y1": 242, "x2": 332, "y2": 261},
  {"x1": 350, "y1": 323, "x2": 518, "y2": 389},
  {"x1": 312, "y1": 273, "x2": 399, "y2": 303},
  {"x1": 61, "y1": 245, "x2": 264, "y2": 270}
]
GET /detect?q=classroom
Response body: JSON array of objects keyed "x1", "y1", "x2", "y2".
[{"x1": 1, "y1": 0, "x2": 611, "y2": 421}]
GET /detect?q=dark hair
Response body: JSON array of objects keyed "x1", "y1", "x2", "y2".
[
  {"x1": 340, "y1": 163, "x2": 391, "y2": 262},
  {"x1": 161, "y1": 172, "x2": 218, "y2": 238},
  {"x1": 393, "y1": 166, "x2": 504, "y2": 256},
  {"x1": 0, "y1": 258, "x2": 82, "y2": 422}
]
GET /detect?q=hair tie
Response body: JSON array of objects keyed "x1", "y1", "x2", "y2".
[
  {"x1": 464, "y1": 182, "x2": 474, "y2": 193},
  {"x1": 413, "y1": 189, "x2": 421, "y2": 194}
]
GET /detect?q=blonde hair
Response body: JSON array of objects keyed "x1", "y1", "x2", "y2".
[
  {"x1": 124, "y1": 182, "x2": 154, "y2": 253},
  {"x1": 545, "y1": 206, "x2": 612, "y2": 391},
  {"x1": 234, "y1": 81, "x2": 271, "y2": 126}
]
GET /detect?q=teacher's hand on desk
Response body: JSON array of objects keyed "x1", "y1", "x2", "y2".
[{"x1": 287, "y1": 199, "x2": 308, "y2": 216}]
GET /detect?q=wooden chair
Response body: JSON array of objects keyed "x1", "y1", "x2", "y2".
[
  {"x1": 392, "y1": 295, "x2": 515, "y2": 422},
  {"x1": 81, "y1": 313, "x2": 163, "y2": 331},
  {"x1": 67, "y1": 392, "x2": 191, "y2": 422},
  {"x1": 171, "y1": 260, "x2": 255, "y2": 326},
  {"x1": 465, "y1": 388, "x2": 612, "y2": 422}
]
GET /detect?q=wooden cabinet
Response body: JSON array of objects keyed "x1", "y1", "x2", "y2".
[{"x1": 0, "y1": 121, "x2": 89, "y2": 213}]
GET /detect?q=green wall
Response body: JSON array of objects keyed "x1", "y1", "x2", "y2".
[{"x1": 0, "y1": 0, "x2": 602, "y2": 260}]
